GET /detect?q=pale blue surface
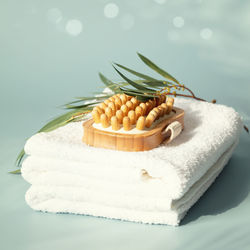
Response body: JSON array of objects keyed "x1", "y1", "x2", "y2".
[{"x1": 1, "y1": 1, "x2": 250, "y2": 249}]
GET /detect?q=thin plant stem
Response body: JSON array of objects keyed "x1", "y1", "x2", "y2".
[{"x1": 164, "y1": 92, "x2": 206, "y2": 102}]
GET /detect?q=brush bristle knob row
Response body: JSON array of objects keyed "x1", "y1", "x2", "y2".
[{"x1": 92, "y1": 94, "x2": 174, "y2": 130}]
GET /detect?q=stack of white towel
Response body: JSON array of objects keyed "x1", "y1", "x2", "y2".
[{"x1": 21, "y1": 98, "x2": 242, "y2": 226}]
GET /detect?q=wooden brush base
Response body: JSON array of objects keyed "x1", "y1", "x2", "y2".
[{"x1": 82, "y1": 107, "x2": 184, "y2": 152}]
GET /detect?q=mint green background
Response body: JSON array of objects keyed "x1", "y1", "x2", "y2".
[{"x1": 1, "y1": 1, "x2": 250, "y2": 249}]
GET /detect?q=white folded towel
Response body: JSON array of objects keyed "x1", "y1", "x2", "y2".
[
  {"x1": 21, "y1": 98, "x2": 242, "y2": 225},
  {"x1": 24, "y1": 140, "x2": 237, "y2": 225}
]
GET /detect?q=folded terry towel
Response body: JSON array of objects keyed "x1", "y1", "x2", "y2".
[
  {"x1": 22, "y1": 98, "x2": 242, "y2": 225},
  {"x1": 24, "y1": 140, "x2": 237, "y2": 225}
]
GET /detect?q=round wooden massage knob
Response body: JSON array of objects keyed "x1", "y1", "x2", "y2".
[
  {"x1": 123, "y1": 116, "x2": 132, "y2": 131},
  {"x1": 111, "y1": 116, "x2": 120, "y2": 131},
  {"x1": 160, "y1": 103, "x2": 168, "y2": 115},
  {"x1": 157, "y1": 107, "x2": 163, "y2": 117},
  {"x1": 120, "y1": 94, "x2": 128, "y2": 104},
  {"x1": 139, "y1": 103, "x2": 147, "y2": 116},
  {"x1": 98, "y1": 102, "x2": 107, "y2": 111},
  {"x1": 116, "y1": 110, "x2": 124, "y2": 124},
  {"x1": 121, "y1": 104, "x2": 129, "y2": 116},
  {"x1": 158, "y1": 107, "x2": 165, "y2": 117},
  {"x1": 100, "y1": 114, "x2": 109, "y2": 128},
  {"x1": 149, "y1": 109, "x2": 159, "y2": 118},
  {"x1": 115, "y1": 97, "x2": 122, "y2": 108},
  {"x1": 145, "y1": 102, "x2": 151, "y2": 115},
  {"x1": 131, "y1": 97, "x2": 139, "y2": 107},
  {"x1": 126, "y1": 101, "x2": 134, "y2": 111},
  {"x1": 135, "y1": 106, "x2": 143, "y2": 119},
  {"x1": 104, "y1": 99, "x2": 111, "y2": 105},
  {"x1": 145, "y1": 113, "x2": 156, "y2": 128},
  {"x1": 105, "y1": 107, "x2": 113, "y2": 120},
  {"x1": 92, "y1": 110, "x2": 100, "y2": 123},
  {"x1": 152, "y1": 107, "x2": 160, "y2": 119},
  {"x1": 166, "y1": 97, "x2": 174, "y2": 114},
  {"x1": 147, "y1": 99, "x2": 154, "y2": 110},
  {"x1": 136, "y1": 116, "x2": 146, "y2": 130},
  {"x1": 108, "y1": 102, "x2": 116, "y2": 115},
  {"x1": 93, "y1": 106, "x2": 103, "y2": 115},
  {"x1": 108, "y1": 96, "x2": 116, "y2": 102},
  {"x1": 128, "y1": 110, "x2": 136, "y2": 125},
  {"x1": 167, "y1": 97, "x2": 174, "y2": 104}
]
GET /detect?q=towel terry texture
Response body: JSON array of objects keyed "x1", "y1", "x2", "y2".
[{"x1": 21, "y1": 98, "x2": 242, "y2": 226}]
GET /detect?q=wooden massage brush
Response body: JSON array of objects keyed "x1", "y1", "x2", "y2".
[{"x1": 82, "y1": 94, "x2": 184, "y2": 151}]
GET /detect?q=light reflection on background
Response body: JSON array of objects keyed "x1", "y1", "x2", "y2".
[
  {"x1": 3, "y1": 1, "x2": 250, "y2": 78},
  {"x1": 200, "y1": 28, "x2": 213, "y2": 40},
  {"x1": 173, "y1": 16, "x2": 185, "y2": 28},
  {"x1": 103, "y1": 3, "x2": 119, "y2": 18},
  {"x1": 65, "y1": 19, "x2": 83, "y2": 36},
  {"x1": 1, "y1": 0, "x2": 249, "y2": 126}
]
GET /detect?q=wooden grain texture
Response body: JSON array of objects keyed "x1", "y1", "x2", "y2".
[{"x1": 82, "y1": 107, "x2": 184, "y2": 152}]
